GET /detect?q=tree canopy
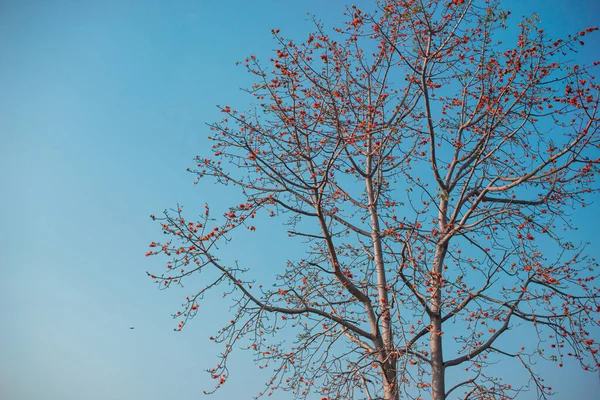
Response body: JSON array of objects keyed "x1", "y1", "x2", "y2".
[{"x1": 147, "y1": 1, "x2": 600, "y2": 399}]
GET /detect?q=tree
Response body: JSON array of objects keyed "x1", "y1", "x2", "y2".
[{"x1": 146, "y1": 1, "x2": 600, "y2": 399}]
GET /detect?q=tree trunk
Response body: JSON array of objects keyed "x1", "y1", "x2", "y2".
[
  {"x1": 366, "y1": 170, "x2": 398, "y2": 400},
  {"x1": 430, "y1": 242, "x2": 448, "y2": 400},
  {"x1": 430, "y1": 314, "x2": 445, "y2": 400},
  {"x1": 382, "y1": 356, "x2": 399, "y2": 400}
]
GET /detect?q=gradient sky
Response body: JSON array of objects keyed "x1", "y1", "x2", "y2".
[{"x1": 1, "y1": 1, "x2": 599, "y2": 399}]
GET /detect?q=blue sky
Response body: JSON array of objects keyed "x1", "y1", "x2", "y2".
[{"x1": 1, "y1": 1, "x2": 599, "y2": 399}]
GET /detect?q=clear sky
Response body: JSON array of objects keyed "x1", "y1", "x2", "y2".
[{"x1": 1, "y1": 1, "x2": 599, "y2": 399}]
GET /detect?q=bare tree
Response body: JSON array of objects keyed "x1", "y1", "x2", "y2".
[{"x1": 146, "y1": 1, "x2": 600, "y2": 399}]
